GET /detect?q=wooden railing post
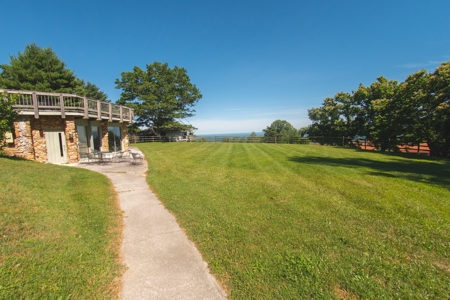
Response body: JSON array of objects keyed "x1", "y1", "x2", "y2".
[
  {"x1": 83, "y1": 97, "x2": 88, "y2": 119},
  {"x1": 32, "y1": 92, "x2": 39, "y2": 119},
  {"x1": 119, "y1": 106, "x2": 123, "y2": 123},
  {"x1": 59, "y1": 94, "x2": 65, "y2": 118},
  {"x1": 108, "y1": 103, "x2": 112, "y2": 122},
  {"x1": 97, "y1": 101, "x2": 101, "y2": 120}
]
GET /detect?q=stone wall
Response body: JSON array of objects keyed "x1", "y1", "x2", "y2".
[{"x1": 8, "y1": 116, "x2": 35, "y2": 160}]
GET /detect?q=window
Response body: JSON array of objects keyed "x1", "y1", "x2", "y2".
[
  {"x1": 76, "y1": 120, "x2": 102, "y2": 153},
  {"x1": 91, "y1": 126, "x2": 101, "y2": 151},
  {"x1": 108, "y1": 126, "x2": 122, "y2": 152}
]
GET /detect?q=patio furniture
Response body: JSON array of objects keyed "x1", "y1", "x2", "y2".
[
  {"x1": 131, "y1": 152, "x2": 143, "y2": 164},
  {"x1": 100, "y1": 152, "x2": 113, "y2": 163},
  {"x1": 87, "y1": 152, "x2": 100, "y2": 163},
  {"x1": 111, "y1": 151, "x2": 123, "y2": 163},
  {"x1": 90, "y1": 150, "x2": 112, "y2": 163},
  {"x1": 79, "y1": 152, "x2": 90, "y2": 163},
  {"x1": 120, "y1": 150, "x2": 133, "y2": 162}
]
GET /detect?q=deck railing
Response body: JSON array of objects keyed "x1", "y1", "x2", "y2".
[{"x1": 1, "y1": 89, "x2": 134, "y2": 123}]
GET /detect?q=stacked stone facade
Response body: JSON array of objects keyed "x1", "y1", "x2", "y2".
[
  {"x1": 9, "y1": 116, "x2": 34, "y2": 160},
  {"x1": 65, "y1": 117, "x2": 79, "y2": 163},
  {"x1": 101, "y1": 121, "x2": 109, "y2": 152},
  {"x1": 6, "y1": 116, "x2": 130, "y2": 164}
]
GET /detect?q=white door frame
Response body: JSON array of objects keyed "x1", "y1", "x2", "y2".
[{"x1": 45, "y1": 130, "x2": 68, "y2": 164}]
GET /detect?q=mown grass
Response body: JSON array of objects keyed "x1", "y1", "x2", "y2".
[
  {"x1": 138, "y1": 142, "x2": 450, "y2": 299},
  {"x1": 0, "y1": 155, "x2": 123, "y2": 299}
]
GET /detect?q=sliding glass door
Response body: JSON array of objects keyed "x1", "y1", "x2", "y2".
[
  {"x1": 108, "y1": 125, "x2": 122, "y2": 152},
  {"x1": 76, "y1": 120, "x2": 102, "y2": 153}
]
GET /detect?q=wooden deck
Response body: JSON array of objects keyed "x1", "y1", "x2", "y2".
[{"x1": 2, "y1": 89, "x2": 134, "y2": 123}]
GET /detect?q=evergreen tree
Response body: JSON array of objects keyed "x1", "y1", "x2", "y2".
[{"x1": 0, "y1": 43, "x2": 108, "y2": 101}]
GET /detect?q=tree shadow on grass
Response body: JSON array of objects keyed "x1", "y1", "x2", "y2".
[{"x1": 288, "y1": 153, "x2": 450, "y2": 189}]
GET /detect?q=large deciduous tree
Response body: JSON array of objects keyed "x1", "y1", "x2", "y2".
[
  {"x1": 307, "y1": 92, "x2": 359, "y2": 137},
  {"x1": 115, "y1": 62, "x2": 202, "y2": 135},
  {"x1": 353, "y1": 76, "x2": 399, "y2": 149},
  {"x1": 395, "y1": 64, "x2": 450, "y2": 156},
  {"x1": 0, "y1": 43, "x2": 108, "y2": 100},
  {"x1": 263, "y1": 120, "x2": 298, "y2": 138},
  {"x1": 305, "y1": 61, "x2": 450, "y2": 156}
]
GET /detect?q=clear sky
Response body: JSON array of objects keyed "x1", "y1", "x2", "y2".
[{"x1": 1, "y1": 0, "x2": 449, "y2": 134}]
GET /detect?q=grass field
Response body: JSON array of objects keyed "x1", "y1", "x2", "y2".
[
  {"x1": 0, "y1": 155, "x2": 123, "y2": 299},
  {"x1": 138, "y1": 142, "x2": 450, "y2": 299}
]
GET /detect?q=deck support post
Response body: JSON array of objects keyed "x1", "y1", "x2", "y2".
[{"x1": 32, "y1": 92, "x2": 39, "y2": 119}]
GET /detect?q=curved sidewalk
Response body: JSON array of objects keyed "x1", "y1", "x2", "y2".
[{"x1": 74, "y1": 147, "x2": 227, "y2": 300}]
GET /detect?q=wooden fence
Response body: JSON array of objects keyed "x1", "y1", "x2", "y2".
[{"x1": 131, "y1": 134, "x2": 437, "y2": 156}]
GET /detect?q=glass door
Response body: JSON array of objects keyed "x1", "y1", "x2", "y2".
[
  {"x1": 77, "y1": 125, "x2": 89, "y2": 154},
  {"x1": 108, "y1": 126, "x2": 122, "y2": 152}
]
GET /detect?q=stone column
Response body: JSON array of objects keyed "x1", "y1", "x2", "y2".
[
  {"x1": 12, "y1": 116, "x2": 35, "y2": 160},
  {"x1": 65, "y1": 117, "x2": 79, "y2": 163},
  {"x1": 30, "y1": 118, "x2": 48, "y2": 162},
  {"x1": 123, "y1": 124, "x2": 129, "y2": 151},
  {"x1": 101, "y1": 121, "x2": 109, "y2": 151}
]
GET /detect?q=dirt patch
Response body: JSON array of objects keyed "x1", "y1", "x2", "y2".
[
  {"x1": 335, "y1": 285, "x2": 360, "y2": 300},
  {"x1": 435, "y1": 261, "x2": 450, "y2": 273}
]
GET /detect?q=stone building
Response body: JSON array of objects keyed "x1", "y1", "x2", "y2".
[{"x1": 2, "y1": 90, "x2": 134, "y2": 164}]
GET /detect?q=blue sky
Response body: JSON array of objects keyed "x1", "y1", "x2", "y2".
[{"x1": 1, "y1": 0, "x2": 449, "y2": 134}]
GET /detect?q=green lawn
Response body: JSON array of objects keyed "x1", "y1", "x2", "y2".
[
  {"x1": 0, "y1": 155, "x2": 123, "y2": 299},
  {"x1": 139, "y1": 142, "x2": 450, "y2": 299}
]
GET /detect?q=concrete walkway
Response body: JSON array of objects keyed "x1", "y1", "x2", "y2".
[{"x1": 73, "y1": 147, "x2": 227, "y2": 300}]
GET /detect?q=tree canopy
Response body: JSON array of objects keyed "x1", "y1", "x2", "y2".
[
  {"x1": 306, "y1": 61, "x2": 450, "y2": 156},
  {"x1": 0, "y1": 93, "x2": 18, "y2": 143},
  {"x1": 263, "y1": 120, "x2": 298, "y2": 138},
  {"x1": 75, "y1": 80, "x2": 108, "y2": 102},
  {"x1": 0, "y1": 43, "x2": 108, "y2": 100},
  {"x1": 115, "y1": 62, "x2": 202, "y2": 135}
]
